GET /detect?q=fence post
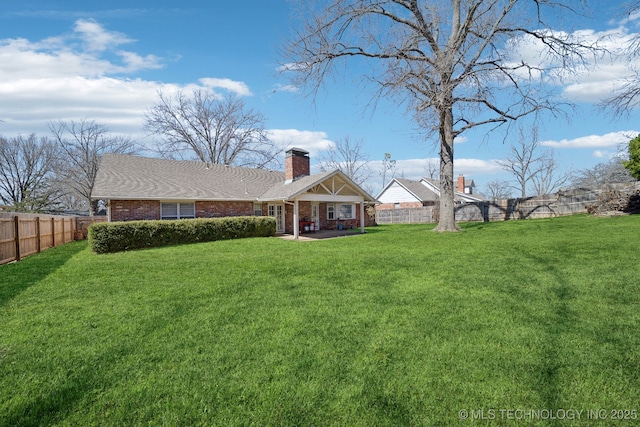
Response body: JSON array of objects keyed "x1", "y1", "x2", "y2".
[
  {"x1": 36, "y1": 217, "x2": 41, "y2": 253},
  {"x1": 14, "y1": 215, "x2": 21, "y2": 262},
  {"x1": 51, "y1": 217, "x2": 55, "y2": 247}
]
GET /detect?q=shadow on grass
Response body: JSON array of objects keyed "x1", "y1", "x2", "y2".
[
  {"x1": 1, "y1": 294, "x2": 194, "y2": 426},
  {"x1": 510, "y1": 248, "x2": 578, "y2": 410},
  {"x1": 0, "y1": 241, "x2": 87, "y2": 308}
]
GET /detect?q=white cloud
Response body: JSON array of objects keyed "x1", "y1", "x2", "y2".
[
  {"x1": 272, "y1": 84, "x2": 299, "y2": 93},
  {"x1": 277, "y1": 62, "x2": 307, "y2": 72},
  {"x1": 364, "y1": 157, "x2": 502, "y2": 182},
  {"x1": 0, "y1": 19, "x2": 162, "y2": 81},
  {"x1": 502, "y1": 25, "x2": 640, "y2": 103},
  {"x1": 540, "y1": 130, "x2": 638, "y2": 148},
  {"x1": 266, "y1": 129, "x2": 335, "y2": 155},
  {"x1": 199, "y1": 77, "x2": 252, "y2": 97},
  {"x1": 73, "y1": 18, "x2": 133, "y2": 52},
  {"x1": 455, "y1": 158, "x2": 503, "y2": 176},
  {"x1": 0, "y1": 20, "x2": 257, "y2": 140}
]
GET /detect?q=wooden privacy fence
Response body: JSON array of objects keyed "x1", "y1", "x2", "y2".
[
  {"x1": 376, "y1": 182, "x2": 640, "y2": 225},
  {"x1": 0, "y1": 213, "x2": 106, "y2": 266}
]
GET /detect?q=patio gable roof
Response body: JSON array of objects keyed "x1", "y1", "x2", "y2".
[{"x1": 258, "y1": 170, "x2": 377, "y2": 203}]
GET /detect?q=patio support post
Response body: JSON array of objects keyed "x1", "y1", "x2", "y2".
[
  {"x1": 360, "y1": 202, "x2": 365, "y2": 234},
  {"x1": 293, "y1": 199, "x2": 299, "y2": 239}
]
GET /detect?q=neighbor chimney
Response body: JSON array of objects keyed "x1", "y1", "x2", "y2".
[
  {"x1": 457, "y1": 175, "x2": 465, "y2": 193},
  {"x1": 285, "y1": 148, "x2": 310, "y2": 183}
]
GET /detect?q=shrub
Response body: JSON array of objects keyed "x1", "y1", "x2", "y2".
[{"x1": 88, "y1": 216, "x2": 276, "y2": 254}]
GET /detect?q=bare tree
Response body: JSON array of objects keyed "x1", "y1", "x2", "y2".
[
  {"x1": 484, "y1": 179, "x2": 513, "y2": 200},
  {"x1": 572, "y1": 156, "x2": 634, "y2": 187},
  {"x1": 497, "y1": 127, "x2": 544, "y2": 198},
  {"x1": 530, "y1": 151, "x2": 571, "y2": 195},
  {"x1": 0, "y1": 134, "x2": 62, "y2": 212},
  {"x1": 145, "y1": 89, "x2": 281, "y2": 168},
  {"x1": 497, "y1": 126, "x2": 569, "y2": 197},
  {"x1": 283, "y1": 0, "x2": 596, "y2": 231},
  {"x1": 380, "y1": 152, "x2": 397, "y2": 189},
  {"x1": 318, "y1": 136, "x2": 373, "y2": 188},
  {"x1": 424, "y1": 158, "x2": 439, "y2": 179},
  {"x1": 49, "y1": 119, "x2": 138, "y2": 215},
  {"x1": 601, "y1": 2, "x2": 640, "y2": 116}
]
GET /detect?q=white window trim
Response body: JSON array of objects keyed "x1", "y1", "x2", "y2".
[
  {"x1": 327, "y1": 203, "x2": 356, "y2": 220},
  {"x1": 327, "y1": 204, "x2": 335, "y2": 220}
]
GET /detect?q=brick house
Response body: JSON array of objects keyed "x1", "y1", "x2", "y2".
[
  {"x1": 92, "y1": 148, "x2": 377, "y2": 239},
  {"x1": 376, "y1": 176, "x2": 484, "y2": 210}
]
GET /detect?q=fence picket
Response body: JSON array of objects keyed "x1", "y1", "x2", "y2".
[
  {"x1": 376, "y1": 182, "x2": 640, "y2": 225},
  {"x1": 0, "y1": 213, "x2": 106, "y2": 265}
]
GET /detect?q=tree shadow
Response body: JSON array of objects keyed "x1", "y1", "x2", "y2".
[
  {"x1": 1, "y1": 294, "x2": 197, "y2": 426},
  {"x1": 623, "y1": 193, "x2": 640, "y2": 214},
  {"x1": 0, "y1": 241, "x2": 87, "y2": 308},
  {"x1": 513, "y1": 249, "x2": 577, "y2": 410}
]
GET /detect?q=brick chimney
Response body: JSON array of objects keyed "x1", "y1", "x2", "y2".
[
  {"x1": 285, "y1": 148, "x2": 310, "y2": 183},
  {"x1": 457, "y1": 175, "x2": 465, "y2": 193}
]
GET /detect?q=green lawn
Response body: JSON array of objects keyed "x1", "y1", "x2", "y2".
[{"x1": 1, "y1": 215, "x2": 639, "y2": 426}]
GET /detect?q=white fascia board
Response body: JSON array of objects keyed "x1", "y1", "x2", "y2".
[{"x1": 295, "y1": 194, "x2": 365, "y2": 203}]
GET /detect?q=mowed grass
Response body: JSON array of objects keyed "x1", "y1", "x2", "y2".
[{"x1": 1, "y1": 215, "x2": 639, "y2": 426}]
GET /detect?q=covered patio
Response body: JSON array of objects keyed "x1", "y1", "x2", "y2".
[{"x1": 258, "y1": 169, "x2": 377, "y2": 239}]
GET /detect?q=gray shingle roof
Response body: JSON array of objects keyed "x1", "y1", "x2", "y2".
[
  {"x1": 93, "y1": 154, "x2": 377, "y2": 203},
  {"x1": 395, "y1": 178, "x2": 439, "y2": 201},
  {"x1": 92, "y1": 154, "x2": 285, "y2": 201},
  {"x1": 257, "y1": 171, "x2": 335, "y2": 200}
]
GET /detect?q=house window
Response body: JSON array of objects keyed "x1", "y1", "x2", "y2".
[
  {"x1": 327, "y1": 204, "x2": 335, "y2": 220},
  {"x1": 254, "y1": 203, "x2": 262, "y2": 216},
  {"x1": 394, "y1": 203, "x2": 400, "y2": 209},
  {"x1": 338, "y1": 203, "x2": 355, "y2": 219},
  {"x1": 161, "y1": 202, "x2": 195, "y2": 220},
  {"x1": 328, "y1": 203, "x2": 355, "y2": 220}
]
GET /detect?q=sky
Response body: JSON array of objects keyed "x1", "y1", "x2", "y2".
[{"x1": 1, "y1": 0, "x2": 640, "y2": 196}]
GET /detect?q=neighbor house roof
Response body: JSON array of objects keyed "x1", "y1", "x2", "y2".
[
  {"x1": 377, "y1": 177, "x2": 485, "y2": 204},
  {"x1": 92, "y1": 154, "x2": 285, "y2": 201},
  {"x1": 394, "y1": 178, "x2": 439, "y2": 202}
]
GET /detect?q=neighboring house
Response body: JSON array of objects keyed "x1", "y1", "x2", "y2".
[
  {"x1": 457, "y1": 175, "x2": 477, "y2": 195},
  {"x1": 92, "y1": 148, "x2": 377, "y2": 239},
  {"x1": 376, "y1": 175, "x2": 484, "y2": 210}
]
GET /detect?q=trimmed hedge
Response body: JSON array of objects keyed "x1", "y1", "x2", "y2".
[{"x1": 88, "y1": 216, "x2": 277, "y2": 254}]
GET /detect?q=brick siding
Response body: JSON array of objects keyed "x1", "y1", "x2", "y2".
[
  {"x1": 110, "y1": 200, "x2": 160, "y2": 221},
  {"x1": 196, "y1": 201, "x2": 254, "y2": 218},
  {"x1": 110, "y1": 200, "x2": 255, "y2": 222},
  {"x1": 109, "y1": 199, "x2": 376, "y2": 231}
]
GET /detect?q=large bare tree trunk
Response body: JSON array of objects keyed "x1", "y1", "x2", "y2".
[
  {"x1": 283, "y1": 0, "x2": 597, "y2": 232},
  {"x1": 434, "y1": 108, "x2": 460, "y2": 232}
]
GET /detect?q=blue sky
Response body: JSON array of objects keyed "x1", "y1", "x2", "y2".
[{"x1": 1, "y1": 1, "x2": 640, "y2": 195}]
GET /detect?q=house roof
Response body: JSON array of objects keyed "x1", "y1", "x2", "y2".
[
  {"x1": 259, "y1": 170, "x2": 377, "y2": 202},
  {"x1": 258, "y1": 171, "x2": 335, "y2": 200},
  {"x1": 377, "y1": 177, "x2": 485, "y2": 203},
  {"x1": 92, "y1": 154, "x2": 377, "y2": 203},
  {"x1": 92, "y1": 154, "x2": 285, "y2": 201},
  {"x1": 394, "y1": 178, "x2": 439, "y2": 201}
]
